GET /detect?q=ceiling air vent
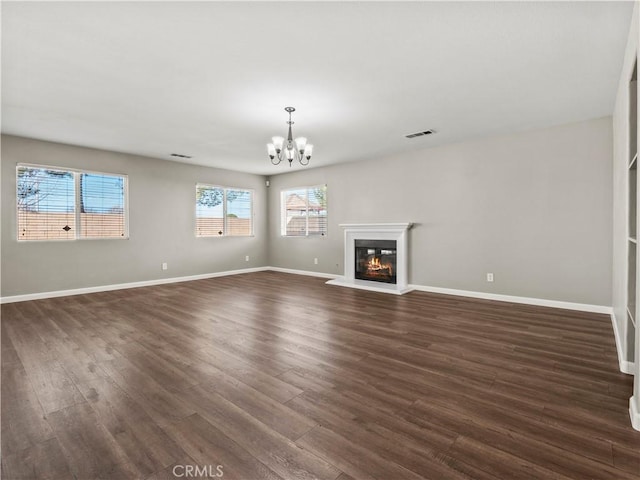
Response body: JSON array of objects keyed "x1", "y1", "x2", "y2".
[
  {"x1": 405, "y1": 129, "x2": 435, "y2": 139},
  {"x1": 170, "y1": 153, "x2": 192, "y2": 159}
]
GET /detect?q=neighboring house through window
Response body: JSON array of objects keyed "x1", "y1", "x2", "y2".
[{"x1": 281, "y1": 185, "x2": 327, "y2": 237}]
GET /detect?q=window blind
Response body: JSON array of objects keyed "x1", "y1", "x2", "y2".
[
  {"x1": 226, "y1": 189, "x2": 253, "y2": 236},
  {"x1": 80, "y1": 173, "x2": 126, "y2": 238},
  {"x1": 196, "y1": 185, "x2": 225, "y2": 236},
  {"x1": 307, "y1": 186, "x2": 327, "y2": 236},
  {"x1": 17, "y1": 166, "x2": 76, "y2": 240}
]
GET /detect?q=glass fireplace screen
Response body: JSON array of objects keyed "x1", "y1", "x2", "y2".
[{"x1": 354, "y1": 239, "x2": 397, "y2": 284}]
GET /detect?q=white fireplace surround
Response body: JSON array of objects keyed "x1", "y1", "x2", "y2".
[{"x1": 326, "y1": 223, "x2": 413, "y2": 295}]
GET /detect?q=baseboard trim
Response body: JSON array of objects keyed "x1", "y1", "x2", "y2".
[
  {"x1": 0, "y1": 267, "x2": 270, "y2": 304},
  {"x1": 0, "y1": 267, "x2": 613, "y2": 319},
  {"x1": 620, "y1": 361, "x2": 636, "y2": 375},
  {"x1": 410, "y1": 284, "x2": 613, "y2": 315},
  {"x1": 266, "y1": 266, "x2": 338, "y2": 280},
  {"x1": 631, "y1": 396, "x2": 640, "y2": 431},
  {"x1": 611, "y1": 312, "x2": 636, "y2": 375}
]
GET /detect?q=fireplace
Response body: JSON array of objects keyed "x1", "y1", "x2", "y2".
[
  {"x1": 326, "y1": 223, "x2": 413, "y2": 295},
  {"x1": 355, "y1": 239, "x2": 397, "y2": 284}
]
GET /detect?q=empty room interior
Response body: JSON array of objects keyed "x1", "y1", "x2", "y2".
[{"x1": 3, "y1": 1, "x2": 640, "y2": 479}]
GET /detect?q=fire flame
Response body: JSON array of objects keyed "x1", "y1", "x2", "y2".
[{"x1": 367, "y1": 256, "x2": 393, "y2": 276}]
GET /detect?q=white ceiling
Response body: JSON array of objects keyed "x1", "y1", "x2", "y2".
[{"x1": 1, "y1": 1, "x2": 633, "y2": 175}]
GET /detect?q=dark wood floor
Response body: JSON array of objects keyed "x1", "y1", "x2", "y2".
[{"x1": 2, "y1": 271, "x2": 639, "y2": 480}]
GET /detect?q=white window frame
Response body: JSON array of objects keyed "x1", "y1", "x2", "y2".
[
  {"x1": 16, "y1": 163, "x2": 129, "y2": 242},
  {"x1": 280, "y1": 184, "x2": 327, "y2": 237},
  {"x1": 195, "y1": 183, "x2": 254, "y2": 237}
]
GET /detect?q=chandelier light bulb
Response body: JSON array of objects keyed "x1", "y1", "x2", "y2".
[
  {"x1": 286, "y1": 147, "x2": 295, "y2": 161},
  {"x1": 303, "y1": 144, "x2": 313, "y2": 158},
  {"x1": 271, "y1": 136, "x2": 284, "y2": 152},
  {"x1": 295, "y1": 137, "x2": 307, "y2": 154}
]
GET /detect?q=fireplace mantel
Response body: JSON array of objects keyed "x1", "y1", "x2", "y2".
[
  {"x1": 326, "y1": 223, "x2": 413, "y2": 295},
  {"x1": 338, "y1": 223, "x2": 413, "y2": 230}
]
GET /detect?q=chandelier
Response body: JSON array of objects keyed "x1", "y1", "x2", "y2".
[{"x1": 267, "y1": 107, "x2": 313, "y2": 167}]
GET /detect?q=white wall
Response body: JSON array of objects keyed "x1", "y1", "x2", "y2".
[
  {"x1": 1, "y1": 135, "x2": 268, "y2": 297},
  {"x1": 268, "y1": 117, "x2": 613, "y2": 307}
]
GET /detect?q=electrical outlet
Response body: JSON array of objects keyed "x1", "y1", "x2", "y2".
[
  {"x1": 162, "y1": 262, "x2": 168, "y2": 271},
  {"x1": 486, "y1": 273, "x2": 494, "y2": 282},
  {"x1": 314, "y1": 258, "x2": 318, "y2": 265},
  {"x1": 245, "y1": 255, "x2": 250, "y2": 262}
]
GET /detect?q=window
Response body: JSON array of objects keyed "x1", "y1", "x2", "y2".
[
  {"x1": 17, "y1": 165, "x2": 128, "y2": 241},
  {"x1": 281, "y1": 185, "x2": 327, "y2": 237},
  {"x1": 196, "y1": 184, "x2": 253, "y2": 237},
  {"x1": 79, "y1": 173, "x2": 127, "y2": 239}
]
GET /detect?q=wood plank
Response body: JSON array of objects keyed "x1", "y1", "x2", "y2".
[
  {"x1": 47, "y1": 402, "x2": 142, "y2": 479},
  {"x1": 1, "y1": 437, "x2": 72, "y2": 480},
  {"x1": 288, "y1": 391, "x2": 464, "y2": 478},
  {"x1": 113, "y1": 341, "x2": 200, "y2": 392},
  {"x1": 193, "y1": 346, "x2": 304, "y2": 403},
  {"x1": 1, "y1": 359, "x2": 55, "y2": 456},
  {"x1": 612, "y1": 443, "x2": 640, "y2": 475},
  {"x1": 43, "y1": 332, "x2": 110, "y2": 386},
  {"x1": 3, "y1": 320, "x2": 85, "y2": 414},
  {"x1": 411, "y1": 399, "x2": 636, "y2": 480},
  {"x1": 180, "y1": 384, "x2": 341, "y2": 480},
  {"x1": 61, "y1": 322, "x2": 123, "y2": 363},
  {"x1": 135, "y1": 335, "x2": 305, "y2": 404},
  {"x1": 77, "y1": 376, "x2": 186, "y2": 476},
  {"x1": 1, "y1": 320, "x2": 22, "y2": 366},
  {"x1": 276, "y1": 367, "x2": 337, "y2": 393},
  {"x1": 197, "y1": 375, "x2": 317, "y2": 441},
  {"x1": 98, "y1": 357, "x2": 195, "y2": 427},
  {"x1": 296, "y1": 425, "x2": 447, "y2": 480},
  {"x1": 162, "y1": 413, "x2": 283, "y2": 480},
  {"x1": 448, "y1": 435, "x2": 574, "y2": 480},
  {"x1": 370, "y1": 372, "x2": 616, "y2": 467}
]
